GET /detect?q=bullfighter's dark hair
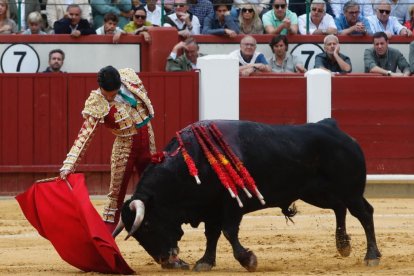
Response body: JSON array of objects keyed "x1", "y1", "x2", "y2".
[
  {"x1": 212, "y1": 0, "x2": 233, "y2": 12},
  {"x1": 269, "y1": 35, "x2": 289, "y2": 52},
  {"x1": 373, "y1": 31, "x2": 388, "y2": 41},
  {"x1": 97, "y1": 65, "x2": 121, "y2": 91}
]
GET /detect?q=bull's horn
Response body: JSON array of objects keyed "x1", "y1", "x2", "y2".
[
  {"x1": 112, "y1": 218, "x2": 125, "y2": 238},
  {"x1": 125, "y1": 200, "x2": 145, "y2": 240}
]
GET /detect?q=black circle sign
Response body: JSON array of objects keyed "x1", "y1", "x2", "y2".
[
  {"x1": 290, "y1": 43, "x2": 324, "y2": 70},
  {"x1": 1, "y1": 43, "x2": 40, "y2": 73}
]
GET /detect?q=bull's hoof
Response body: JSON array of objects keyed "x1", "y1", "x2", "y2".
[
  {"x1": 193, "y1": 262, "x2": 214, "y2": 272},
  {"x1": 239, "y1": 250, "x2": 258, "y2": 272},
  {"x1": 365, "y1": 258, "x2": 380, "y2": 267},
  {"x1": 161, "y1": 259, "x2": 190, "y2": 270},
  {"x1": 336, "y1": 234, "x2": 351, "y2": 257}
]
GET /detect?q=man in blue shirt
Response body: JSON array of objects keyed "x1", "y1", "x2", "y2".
[
  {"x1": 202, "y1": 0, "x2": 240, "y2": 37},
  {"x1": 335, "y1": 0, "x2": 373, "y2": 35}
]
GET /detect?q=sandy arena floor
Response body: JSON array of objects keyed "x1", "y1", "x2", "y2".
[{"x1": 1, "y1": 197, "x2": 413, "y2": 275}]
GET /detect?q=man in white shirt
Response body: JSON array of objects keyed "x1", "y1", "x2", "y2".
[
  {"x1": 95, "y1": 13, "x2": 125, "y2": 43},
  {"x1": 367, "y1": 0, "x2": 412, "y2": 37},
  {"x1": 145, "y1": 0, "x2": 164, "y2": 26},
  {"x1": 298, "y1": 0, "x2": 337, "y2": 34},
  {"x1": 163, "y1": 0, "x2": 200, "y2": 37}
]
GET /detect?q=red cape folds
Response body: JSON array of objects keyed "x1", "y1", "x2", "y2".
[{"x1": 15, "y1": 173, "x2": 135, "y2": 275}]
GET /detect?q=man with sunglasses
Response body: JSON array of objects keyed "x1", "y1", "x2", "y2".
[
  {"x1": 163, "y1": 0, "x2": 201, "y2": 37},
  {"x1": 367, "y1": 0, "x2": 412, "y2": 37},
  {"x1": 124, "y1": 7, "x2": 153, "y2": 42},
  {"x1": 364, "y1": 31, "x2": 410, "y2": 76},
  {"x1": 298, "y1": 0, "x2": 337, "y2": 34},
  {"x1": 335, "y1": 0, "x2": 373, "y2": 35},
  {"x1": 262, "y1": 0, "x2": 299, "y2": 34}
]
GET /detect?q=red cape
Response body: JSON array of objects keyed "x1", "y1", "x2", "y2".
[{"x1": 15, "y1": 173, "x2": 134, "y2": 275}]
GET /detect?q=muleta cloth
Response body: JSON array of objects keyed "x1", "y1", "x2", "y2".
[{"x1": 15, "y1": 173, "x2": 134, "y2": 275}]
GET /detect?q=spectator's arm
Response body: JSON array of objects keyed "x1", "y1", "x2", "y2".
[
  {"x1": 224, "y1": 14, "x2": 240, "y2": 33},
  {"x1": 202, "y1": 16, "x2": 225, "y2": 35},
  {"x1": 396, "y1": 52, "x2": 411, "y2": 76},
  {"x1": 79, "y1": 20, "x2": 96, "y2": 35}
]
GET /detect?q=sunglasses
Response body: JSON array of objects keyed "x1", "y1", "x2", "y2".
[
  {"x1": 241, "y1": 8, "x2": 254, "y2": 13},
  {"x1": 347, "y1": 11, "x2": 360, "y2": 15},
  {"x1": 274, "y1": 4, "x2": 286, "y2": 9},
  {"x1": 174, "y1": 4, "x2": 186, "y2": 7},
  {"x1": 134, "y1": 14, "x2": 146, "y2": 19},
  {"x1": 378, "y1": 9, "x2": 390, "y2": 15},
  {"x1": 311, "y1": 7, "x2": 324, "y2": 13}
]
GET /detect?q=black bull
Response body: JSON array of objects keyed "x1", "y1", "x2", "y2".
[{"x1": 116, "y1": 119, "x2": 381, "y2": 271}]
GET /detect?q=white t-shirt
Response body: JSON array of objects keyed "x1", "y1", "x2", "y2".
[{"x1": 298, "y1": 13, "x2": 337, "y2": 34}]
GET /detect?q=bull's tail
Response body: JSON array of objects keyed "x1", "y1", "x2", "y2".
[{"x1": 281, "y1": 202, "x2": 297, "y2": 224}]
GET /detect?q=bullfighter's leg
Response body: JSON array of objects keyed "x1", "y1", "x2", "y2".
[
  {"x1": 103, "y1": 135, "x2": 141, "y2": 232},
  {"x1": 222, "y1": 211, "x2": 257, "y2": 272},
  {"x1": 193, "y1": 219, "x2": 222, "y2": 271},
  {"x1": 301, "y1": 192, "x2": 351, "y2": 257},
  {"x1": 345, "y1": 196, "x2": 381, "y2": 266}
]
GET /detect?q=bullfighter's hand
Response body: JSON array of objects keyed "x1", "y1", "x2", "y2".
[{"x1": 60, "y1": 170, "x2": 71, "y2": 180}]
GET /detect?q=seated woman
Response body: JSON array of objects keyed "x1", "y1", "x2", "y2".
[
  {"x1": 268, "y1": 35, "x2": 306, "y2": 73},
  {"x1": 0, "y1": 0, "x2": 18, "y2": 34},
  {"x1": 123, "y1": 7, "x2": 153, "y2": 42},
  {"x1": 238, "y1": 4, "x2": 264, "y2": 34}
]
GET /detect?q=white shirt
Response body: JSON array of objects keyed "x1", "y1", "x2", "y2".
[
  {"x1": 163, "y1": 13, "x2": 200, "y2": 35},
  {"x1": 145, "y1": 5, "x2": 163, "y2": 26},
  {"x1": 298, "y1": 13, "x2": 337, "y2": 34},
  {"x1": 95, "y1": 26, "x2": 124, "y2": 35},
  {"x1": 367, "y1": 15, "x2": 406, "y2": 34}
]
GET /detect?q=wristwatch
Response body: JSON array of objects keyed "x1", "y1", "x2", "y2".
[{"x1": 387, "y1": 71, "x2": 392, "y2": 76}]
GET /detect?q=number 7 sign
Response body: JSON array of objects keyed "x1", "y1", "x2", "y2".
[{"x1": 1, "y1": 44, "x2": 40, "y2": 73}]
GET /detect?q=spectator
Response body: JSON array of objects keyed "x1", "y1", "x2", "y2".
[
  {"x1": 229, "y1": 35, "x2": 271, "y2": 76},
  {"x1": 390, "y1": 0, "x2": 412, "y2": 24},
  {"x1": 367, "y1": 0, "x2": 412, "y2": 37},
  {"x1": 22, "y1": 11, "x2": 47, "y2": 34},
  {"x1": 238, "y1": 4, "x2": 264, "y2": 34},
  {"x1": 268, "y1": 35, "x2": 306, "y2": 73},
  {"x1": 166, "y1": 37, "x2": 203, "y2": 71},
  {"x1": 96, "y1": 13, "x2": 125, "y2": 43},
  {"x1": 231, "y1": 0, "x2": 271, "y2": 20},
  {"x1": 289, "y1": 0, "x2": 335, "y2": 19},
  {"x1": 8, "y1": 0, "x2": 40, "y2": 31},
  {"x1": 262, "y1": 0, "x2": 298, "y2": 35},
  {"x1": 145, "y1": 0, "x2": 164, "y2": 26},
  {"x1": 188, "y1": 0, "x2": 214, "y2": 30},
  {"x1": 298, "y1": 0, "x2": 337, "y2": 34},
  {"x1": 43, "y1": 49, "x2": 65, "y2": 73},
  {"x1": 315, "y1": 34, "x2": 352, "y2": 73},
  {"x1": 335, "y1": 0, "x2": 373, "y2": 35},
  {"x1": 202, "y1": 0, "x2": 240, "y2": 37},
  {"x1": 364, "y1": 31, "x2": 410, "y2": 76},
  {"x1": 0, "y1": 0, "x2": 18, "y2": 34},
  {"x1": 91, "y1": 0, "x2": 132, "y2": 29},
  {"x1": 331, "y1": 0, "x2": 374, "y2": 18},
  {"x1": 163, "y1": 0, "x2": 201, "y2": 37},
  {"x1": 46, "y1": 0, "x2": 92, "y2": 29},
  {"x1": 404, "y1": 4, "x2": 414, "y2": 30},
  {"x1": 54, "y1": 4, "x2": 96, "y2": 36},
  {"x1": 123, "y1": 7, "x2": 153, "y2": 42},
  {"x1": 409, "y1": 40, "x2": 414, "y2": 73}
]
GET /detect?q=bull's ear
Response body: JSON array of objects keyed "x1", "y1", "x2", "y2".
[{"x1": 125, "y1": 200, "x2": 145, "y2": 240}]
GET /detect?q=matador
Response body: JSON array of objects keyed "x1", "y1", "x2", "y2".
[{"x1": 60, "y1": 66, "x2": 156, "y2": 231}]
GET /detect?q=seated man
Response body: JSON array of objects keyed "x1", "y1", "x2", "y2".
[
  {"x1": 166, "y1": 37, "x2": 202, "y2": 71},
  {"x1": 229, "y1": 35, "x2": 271, "y2": 76},
  {"x1": 331, "y1": 0, "x2": 373, "y2": 18},
  {"x1": 262, "y1": 0, "x2": 299, "y2": 35},
  {"x1": 202, "y1": 0, "x2": 240, "y2": 37},
  {"x1": 364, "y1": 31, "x2": 410, "y2": 76},
  {"x1": 367, "y1": 0, "x2": 412, "y2": 38},
  {"x1": 163, "y1": 0, "x2": 201, "y2": 37},
  {"x1": 54, "y1": 4, "x2": 96, "y2": 36},
  {"x1": 95, "y1": 13, "x2": 125, "y2": 44},
  {"x1": 314, "y1": 34, "x2": 352, "y2": 73},
  {"x1": 298, "y1": 0, "x2": 337, "y2": 35},
  {"x1": 335, "y1": 0, "x2": 373, "y2": 35},
  {"x1": 46, "y1": 0, "x2": 92, "y2": 29}
]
